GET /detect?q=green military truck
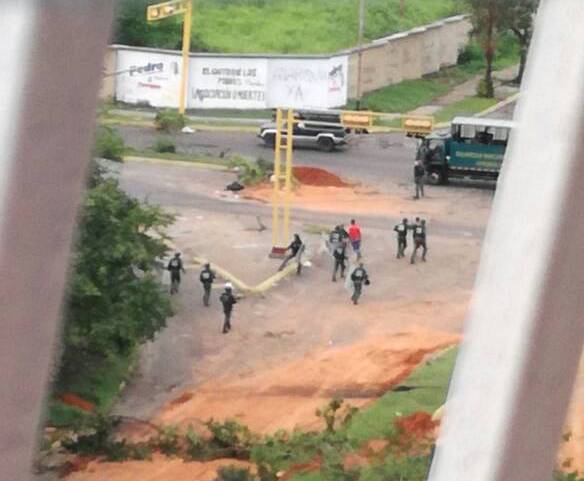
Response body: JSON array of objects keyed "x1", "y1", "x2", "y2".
[{"x1": 417, "y1": 116, "x2": 515, "y2": 184}]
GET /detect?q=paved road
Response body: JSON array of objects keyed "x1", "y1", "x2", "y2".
[
  {"x1": 119, "y1": 126, "x2": 418, "y2": 189},
  {"x1": 113, "y1": 159, "x2": 487, "y2": 241}
]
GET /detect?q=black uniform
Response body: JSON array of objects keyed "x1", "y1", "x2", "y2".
[
  {"x1": 351, "y1": 266, "x2": 370, "y2": 305},
  {"x1": 414, "y1": 163, "x2": 425, "y2": 199},
  {"x1": 332, "y1": 243, "x2": 347, "y2": 282},
  {"x1": 220, "y1": 290, "x2": 237, "y2": 333},
  {"x1": 278, "y1": 236, "x2": 304, "y2": 274},
  {"x1": 393, "y1": 221, "x2": 409, "y2": 258},
  {"x1": 167, "y1": 256, "x2": 185, "y2": 294},
  {"x1": 410, "y1": 222, "x2": 428, "y2": 264},
  {"x1": 199, "y1": 266, "x2": 216, "y2": 306}
]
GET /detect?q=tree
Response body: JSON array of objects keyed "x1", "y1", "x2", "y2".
[
  {"x1": 501, "y1": 0, "x2": 539, "y2": 84},
  {"x1": 466, "y1": 0, "x2": 508, "y2": 98},
  {"x1": 61, "y1": 165, "x2": 174, "y2": 361}
]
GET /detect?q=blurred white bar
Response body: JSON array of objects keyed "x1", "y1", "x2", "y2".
[
  {"x1": 0, "y1": 1, "x2": 113, "y2": 479},
  {"x1": 428, "y1": 1, "x2": 584, "y2": 481}
]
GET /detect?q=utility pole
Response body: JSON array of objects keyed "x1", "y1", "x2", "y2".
[
  {"x1": 355, "y1": 0, "x2": 366, "y2": 110},
  {"x1": 147, "y1": 0, "x2": 192, "y2": 114}
]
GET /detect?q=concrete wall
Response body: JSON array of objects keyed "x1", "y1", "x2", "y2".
[
  {"x1": 100, "y1": 15, "x2": 472, "y2": 108},
  {"x1": 346, "y1": 15, "x2": 472, "y2": 99}
]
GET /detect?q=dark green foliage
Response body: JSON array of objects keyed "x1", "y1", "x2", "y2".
[
  {"x1": 156, "y1": 425, "x2": 181, "y2": 456},
  {"x1": 205, "y1": 419, "x2": 255, "y2": 459},
  {"x1": 153, "y1": 137, "x2": 177, "y2": 153},
  {"x1": 93, "y1": 125, "x2": 125, "y2": 162},
  {"x1": 216, "y1": 466, "x2": 256, "y2": 481},
  {"x1": 230, "y1": 156, "x2": 273, "y2": 185},
  {"x1": 62, "y1": 167, "x2": 173, "y2": 359},
  {"x1": 155, "y1": 109, "x2": 187, "y2": 132}
]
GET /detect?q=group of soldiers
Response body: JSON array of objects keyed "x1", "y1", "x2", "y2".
[{"x1": 166, "y1": 215, "x2": 427, "y2": 333}]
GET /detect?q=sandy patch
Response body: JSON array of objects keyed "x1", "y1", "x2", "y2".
[{"x1": 153, "y1": 329, "x2": 459, "y2": 434}]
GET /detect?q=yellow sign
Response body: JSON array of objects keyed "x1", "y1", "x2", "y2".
[
  {"x1": 402, "y1": 116, "x2": 434, "y2": 136},
  {"x1": 341, "y1": 111, "x2": 373, "y2": 129},
  {"x1": 147, "y1": 0, "x2": 188, "y2": 21}
]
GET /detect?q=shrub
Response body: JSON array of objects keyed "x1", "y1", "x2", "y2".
[
  {"x1": 93, "y1": 125, "x2": 125, "y2": 162},
  {"x1": 216, "y1": 466, "x2": 255, "y2": 481},
  {"x1": 155, "y1": 109, "x2": 186, "y2": 132},
  {"x1": 206, "y1": 419, "x2": 255, "y2": 459},
  {"x1": 229, "y1": 156, "x2": 273, "y2": 186},
  {"x1": 185, "y1": 425, "x2": 208, "y2": 460},
  {"x1": 153, "y1": 137, "x2": 176, "y2": 153},
  {"x1": 156, "y1": 425, "x2": 181, "y2": 456}
]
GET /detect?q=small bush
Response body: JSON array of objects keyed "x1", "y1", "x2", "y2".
[
  {"x1": 155, "y1": 109, "x2": 186, "y2": 132},
  {"x1": 185, "y1": 425, "x2": 208, "y2": 460},
  {"x1": 156, "y1": 425, "x2": 181, "y2": 456},
  {"x1": 457, "y1": 42, "x2": 482, "y2": 66},
  {"x1": 93, "y1": 125, "x2": 125, "y2": 162},
  {"x1": 153, "y1": 137, "x2": 176, "y2": 153},
  {"x1": 216, "y1": 466, "x2": 255, "y2": 481},
  {"x1": 229, "y1": 156, "x2": 273, "y2": 186},
  {"x1": 206, "y1": 419, "x2": 255, "y2": 459}
]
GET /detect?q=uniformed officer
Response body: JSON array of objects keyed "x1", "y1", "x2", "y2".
[
  {"x1": 350, "y1": 262, "x2": 370, "y2": 305},
  {"x1": 393, "y1": 218, "x2": 409, "y2": 258},
  {"x1": 199, "y1": 263, "x2": 216, "y2": 307},
  {"x1": 414, "y1": 160, "x2": 425, "y2": 199},
  {"x1": 278, "y1": 234, "x2": 304, "y2": 274},
  {"x1": 410, "y1": 219, "x2": 428, "y2": 264},
  {"x1": 219, "y1": 283, "x2": 238, "y2": 334},
  {"x1": 167, "y1": 252, "x2": 185, "y2": 295},
  {"x1": 332, "y1": 241, "x2": 347, "y2": 282},
  {"x1": 328, "y1": 225, "x2": 342, "y2": 251}
]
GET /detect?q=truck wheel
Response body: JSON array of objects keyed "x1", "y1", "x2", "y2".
[
  {"x1": 318, "y1": 137, "x2": 334, "y2": 152},
  {"x1": 263, "y1": 134, "x2": 275, "y2": 148}
]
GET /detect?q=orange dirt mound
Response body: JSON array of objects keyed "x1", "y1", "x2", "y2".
[
  {"x1": 394, "y1": 411, "x2": 438, "y2": 439},
  {"x1": 292, "y1": 166, "x2": 350, "y2": 187},
  {"x1": 59, "y1": 393, "x2": 95, "y2": 413}
]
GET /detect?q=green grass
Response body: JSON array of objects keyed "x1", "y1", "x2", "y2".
[
  {"x1": 346, "y1": 347, "x2": 458, "y2": 445},
  {"x1": 192, "y1": 0, "x2": 464, "y2": 54},
  {"x1": 46, "y1": 350, "x2": 136, "y2": 428},
  {"x1": 433, "y1": 96, "x2": 499, "y2": 123}
]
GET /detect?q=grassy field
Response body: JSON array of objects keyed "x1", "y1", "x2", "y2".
[
  {"x1": 195, "y1": 0, "x2": 463, "y2": 53},
  {"x1": 433, "y1": 96, "x2": 499, "y2": 123},
  {"x1": 117, "y1": 0, "x2": 464, "y2": 54}
]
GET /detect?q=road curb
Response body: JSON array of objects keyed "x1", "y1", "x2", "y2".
[{"x1": 124, "y1": 155, "x2": 230, "y2": 171}]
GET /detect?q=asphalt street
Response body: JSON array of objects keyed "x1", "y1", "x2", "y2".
[{"x1": 119, "y1": 126, "x2": 418, "y2": 189}]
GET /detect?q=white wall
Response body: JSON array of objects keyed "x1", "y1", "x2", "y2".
[
  {"x1": 115, "y1": 49, "x2": 182, "y2": 108},
  {"x1": 265, "y1": 56, "x2": 349, "y2": 109},
  {"x1": 188, "y1": 57, "x2": 268, "y2": 109},
  {"x1": 114, "y1": 48, "x2": 348, "y2": 110}
]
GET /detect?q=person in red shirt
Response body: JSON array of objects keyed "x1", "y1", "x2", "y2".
[{"x1": 348, "y1": 219, "x2": 362, "y2": 260}]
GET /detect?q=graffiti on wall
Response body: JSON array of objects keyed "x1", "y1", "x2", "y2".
[
  {"x1": 189, "y1": 59, "x2": 268, "y2": 108},
  {"x1": 267, "y1": 57, "x2": 348, "y2": 108},
  {"x1": 115, "y1": 50, "x2": 348, "y2": 109},
  {"x1": 116, "y1": 52, "x2": 181, "y2": 107}
]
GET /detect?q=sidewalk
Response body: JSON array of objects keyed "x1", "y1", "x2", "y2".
[{"x1": 409, "y1": 65, "x2": 519, "y2": 117}]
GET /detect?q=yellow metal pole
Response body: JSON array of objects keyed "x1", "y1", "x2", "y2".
[
  {"x1": 283, "y1": 109, "x2": 294, "y2": 243},
  {"x1": 272, "y1": 108, "x2": 282, "y2": 247},
  {"x1": 178, "y1": 0, "x2": 192, "y2": 114}
]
